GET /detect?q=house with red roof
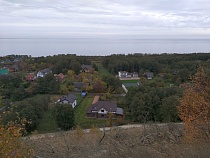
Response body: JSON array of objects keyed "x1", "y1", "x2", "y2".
[{"x1": 26, "y1": 73, "x2": 35, "y2": 81}]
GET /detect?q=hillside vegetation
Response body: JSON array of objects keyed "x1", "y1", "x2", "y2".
[{"x1": 28, "y1": 123, "x2": 210, "y2": 158}]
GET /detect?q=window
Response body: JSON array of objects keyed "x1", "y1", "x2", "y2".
[
  {"x1": 101, "y1": 110, "x2": 104, "y2": 112},
  {"x1": 101, "y1": 114, "x2": 104, "y2": 117}
]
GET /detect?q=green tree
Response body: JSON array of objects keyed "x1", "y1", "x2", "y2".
[
  {"x1": 0, "y1": 96, "x2": 2, "y2": 108},
  {"x1": 54, "y1": 104, "x2": 74, "y2": 131},
  {"x1": 35, "y1": 73, "x2": 60, "y2": 94},
  {"x1": 129, "y1": 93, "x2": 154, "y2": 123},
  {"x1": 70, "y1": 60, "x2": 81, "y2": 75},
  {"x1": 3, "y1": 95, "x2": 50, "y2": 133},
  {"x1": 11, "y1": 85, "x2": 28, "y2": 101},
  {"x1": 102, "y1": 75, "x2": 121, "y2": 93},
  {"x1": 159, "y1": 95, "x2": 180, "y2": 122},
  {"x1": 92, "y1": 63, "x2": 98, "y2": 71}
]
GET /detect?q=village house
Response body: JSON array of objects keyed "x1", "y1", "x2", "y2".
[
  {"x1": 73, "y1": 82, "x2": 90, "y2": 91},
  {"x1": 118, "y1": 71, "x2": 138, "y2": 78},
  {"x1": 54, "y1": 73, "x2": 65, "y2": 82},
  {"x1": 36, "y1": 68, "x2": 52, "y2": 78},
  {"x1": 118, "y1": 71, "x2": 128, "y2": 78},
  {"x1": 8, "y1": 65, "x2": 19, "y2": 72},
  {"x1": 143, "y1": 72, "x2": 154, "y2": 80},
  {"x1": 86, "y1": 96, "x2": 123, "y2": 119},
  {"x1": 74, "y1": 82, "x2": 83, "y2": 91},
  {"x1": 25, "y1": 73, "x2": 35, "y2": 81},
  {"x1": 56, "y1": 94, "x2": 77, "y2": 109},
  {"x1": 81, "y1": 65, "x2": 93, "y2": 73}
]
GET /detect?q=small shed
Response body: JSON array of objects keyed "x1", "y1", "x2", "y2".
[
  {"x1": 0, "y1": 69, "x2": 8, "y2": 75},
  {"x1": 81, "y1": 92, "x2": 87, "y2": 97}
]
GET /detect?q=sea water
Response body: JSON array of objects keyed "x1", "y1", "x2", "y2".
[{"x1": 0, "y1": 38, "x2": 209, "y2": 57}]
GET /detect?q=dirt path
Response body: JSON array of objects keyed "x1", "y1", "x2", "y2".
[{"x1": 27, "y1": 123, "x2": 183, "y2": 140}]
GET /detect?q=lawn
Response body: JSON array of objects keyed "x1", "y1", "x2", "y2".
[
  {"x1": 74, "y1": 95, "x2": 106, "y2": 128},
  {"x1": 28, "y1": 93, "x2": 117, "y2": 133},
  {"x1": 74, "y1": 93, "x2": 83, "y2": 105},
  {"x1": 121, "y1": 80, "x2": 140, "y2": 84},
  {"x1": 147, "y1": 77, "x2": 173, "y2": 87},
  {"x1": 95, "y1": 62, "x2": 111, "y2": 78}
]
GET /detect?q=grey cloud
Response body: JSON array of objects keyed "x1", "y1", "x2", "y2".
[{"x1": 0, "y1": 0, "x2": 210, "y2": 38}]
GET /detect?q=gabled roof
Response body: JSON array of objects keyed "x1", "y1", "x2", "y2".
[
  {"x1": 127, "y1": 72, "x2": 138, "y2": 75},
  {"x1": 26, "y1": 73, "x2": 35, "y2": 81},
  {"x1": 86, "y1": 101, "x2": 117, "y2": 113},
  {"x1": 54, "y1": 73, "x2": 65, "y2": 80},
  {"x1": 57, "y1": 73, "x2": 65, "y2": 79},
  {"x1": 144, "y1": 72, "x2": 154, "y2": 77},
  {"x1": 74, "y1": 82, "x2": 83, "y2": 88},
  {"x1": 59, "y1": 94, "x2": 76, "y2": 103},
  {"x1": 39, "y1": 68, "x2": 51, "y2": 74}
]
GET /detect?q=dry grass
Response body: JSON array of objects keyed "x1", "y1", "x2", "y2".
[{"x1": 26, "y1": 123, "x2": 210, "y2": 158}]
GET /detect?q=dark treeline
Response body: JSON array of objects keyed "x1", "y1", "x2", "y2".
[
  {"x1": 124, "y1": 85, "x2": 183, "y2": 123},
  {"x1": 27, "y1": 54, "x2": 93, "y2": 74},
  {"x1": 2, "y1": 95, "x2": 50, "y2": 133},
  {"x1": 102, "y1": 53, "x2": 210, "y2": 84}
]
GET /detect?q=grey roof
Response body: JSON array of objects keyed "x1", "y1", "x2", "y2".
[
  {"x1": 124, "y1": 83, "x2": 139, "y2": 88},
  {"x1": 60, "y1": 94, "x2": 76, "y2": 103},
  {"x1": 116, "y1": 107, "x2": 124, "y2": 115},
  {"x1": 127, "y1": 72, "x2": 138, "y2": 75},
  {"x1": 119, "y1": 71, "x2": 128, "y2": 73},
  {"x1": 86, "y1": 101, "x2": 117, "y2": 113},
  {"x1": 144, "y1": 72, "x2": 154, "y2": 77},
  {"x1": 39, "y1": 68, "x2": 51, "y2": 74},
  {"x1": 74, "y1": 82, "x2": 83, "y2": 88}
]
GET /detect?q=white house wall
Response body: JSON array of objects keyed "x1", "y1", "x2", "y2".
[
  {"x1": 37, "y1": 72, "x2": 44, "y2": 77},
  {"x1": 72, "y1": 100, "x2": 77, "y2": 108}
]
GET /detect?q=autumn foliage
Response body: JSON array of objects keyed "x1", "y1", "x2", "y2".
[
  {"x1": 178, "y1": 66, "x2": 210, "y2": 142},
  {"x1": 0, "y1": 116, "x2": 33, "y2": 157}
]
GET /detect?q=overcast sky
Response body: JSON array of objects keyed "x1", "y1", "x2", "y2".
[{"x1": 1, "y1": 0, "x2": 210, "y2": 38}]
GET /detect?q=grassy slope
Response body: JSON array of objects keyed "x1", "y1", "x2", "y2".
[{"x1": 31, "y1": 123, "x2": 210, "y2": 158}]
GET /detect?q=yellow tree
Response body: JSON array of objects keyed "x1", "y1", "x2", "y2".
[
  {"x1": 67, "y1": 70, "x2": 75, "y2": 80},
  {"x1": 106, "y1": 112, "x2": 114, "y2": 127},
  {"x1": 0, "y1": 122, "x2": 33, "y2": 157},
  {"x1": 178, "y1": 66, "x2": 210, "y2": 142}
]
